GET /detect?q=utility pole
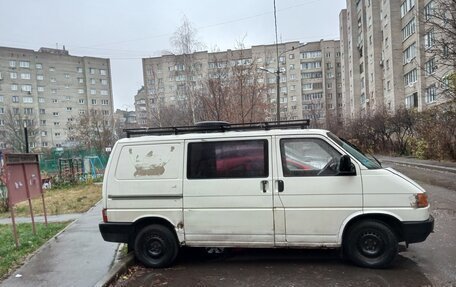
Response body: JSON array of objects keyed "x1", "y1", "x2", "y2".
[{"x1": 274, "y1": 0, "x2": 280, "y2": 122}]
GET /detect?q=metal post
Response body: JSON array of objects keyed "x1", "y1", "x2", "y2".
[
  {"x1": 10, "y1": 202, "x2": 20, "y2": 248},
  {"x1": 276, "y1": 72, "x2": 281, "y2": 123},
  {"x1": 22, "y1": 164, "x2": 36, "y2": 235},
  {"x1": 24, "y1": 122, "x2": 29, "y2": 153}
]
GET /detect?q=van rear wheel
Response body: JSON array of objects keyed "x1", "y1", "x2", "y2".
[
  {"x1": 134, "y1": 224, "x2": 178, "y2": 268},
  {"x1": 344, "y1": 220, "x2": 398, "y2": 268}
]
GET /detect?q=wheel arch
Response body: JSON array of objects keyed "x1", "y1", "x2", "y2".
[
  {"x1": 131, "y1": 216, "x2": 182, "y2": 246},
  {"x1": 339, "y1": 212, "x2": 405, "y2": 244}
]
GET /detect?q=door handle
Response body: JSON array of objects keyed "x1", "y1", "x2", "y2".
[
  {"x1": 277, "y1": 180, "x2": 284, "y2": 192},
  {"x1": 261, "y1": 180, "x2": 268, "y2": 193}
]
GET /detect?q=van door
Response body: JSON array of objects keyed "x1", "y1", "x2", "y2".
[
  {"x1": 274, "y1": 135, "x2": 362, "y2": 246},
  {"x1": 183, "y1": 137, "x2": 274, "y2": 247}
]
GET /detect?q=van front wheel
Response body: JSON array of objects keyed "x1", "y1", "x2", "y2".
[
  {"x1": 344, "y1": 220, "x2": 398, "y2": 268},
  {"x1": 134, "y1": 225, "x2": 178, "y2": 268}
]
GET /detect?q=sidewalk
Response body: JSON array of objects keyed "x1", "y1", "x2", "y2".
[
  {"x1": 377, "y1": 155, "x2": 456, "y2": 174},
  {"x1": 0, "y1": 213, "x2": 81, "y2": 224},
  {"x1": 0, "y1": 203, "x2": 118, "y2": 287}
]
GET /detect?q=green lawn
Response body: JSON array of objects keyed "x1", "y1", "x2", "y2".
[{"x1": 0, "y1": 222, "x2": 69, "y2": 280}]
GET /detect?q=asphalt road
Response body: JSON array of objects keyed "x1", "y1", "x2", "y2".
[{"x1": 113, "y1": 162, "x2": 456, "y2": 287}]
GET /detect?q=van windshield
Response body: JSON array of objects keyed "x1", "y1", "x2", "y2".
[{"x1": 327, "y1": 132, "x2": 382, "y2": 170}]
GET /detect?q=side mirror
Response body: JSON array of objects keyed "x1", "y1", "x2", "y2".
[{"x1": 339, "y1": 155, "x2": 356, "y2": 176}]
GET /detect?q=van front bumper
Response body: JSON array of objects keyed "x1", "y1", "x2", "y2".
[
  {"x1": 402, "y1": 215, "x2": 434, "y2": 244},
  {"x1": 99, "y1": 222, "x2": 134, "y2": 243}
]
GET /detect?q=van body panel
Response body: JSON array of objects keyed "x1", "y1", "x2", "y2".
[
  {"x1": 274, "y1": 135, "x2": 363, "y2": 244},
  {"x1": 183, "y1": 136, "x2": 275, "y2": 246}
]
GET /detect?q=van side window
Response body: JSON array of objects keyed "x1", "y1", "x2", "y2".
[
  {"x1": 280, "y1": 138, "x2": 341, "y2": 177},
  {"x1": 187, "y1": 140, "x2": 268, "y2": 179}
]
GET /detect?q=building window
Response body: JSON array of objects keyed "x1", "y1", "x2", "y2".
[
  {"x1": 20, "y1": 73, "x2": 31, "y2": 80},
  {"x1": 37, "y1": 86, "x2": 44, "y2": 92},
  {"x1": 100, "y1": 69, "x2": 107, "y2": 76},
  {"x1": 401, "y1": 0, "x2": 416, "y2": 18},
  {"x1": 77, "y1": 67, "x2": 83, "y2": 73},
  {"x1": 39, "y1": 109, "x2": 45, "y2": 114},
  {"x1": 41, "y1": 131, "x2": 47, "y2": 136},
  {"x1": 37, "y1": 74, "x2": 44, "y2": 81},
  {"x1": 90, "y1": 78, "x2": 96, "y2": 84},
  {"x1": 78, "y1": 89, "x2": 84, "y2": 94},
  {"x1": 79, "y1": 99, "x2": 85, "y2": 104},
  {"x1": 78, "y1": 78, "x2": 84, "y2": 84},
  {"x1": 92, "y1": 99, "x2": 97, "y2": 105},
  {"x1": 50, "y1": 77, "x2": 56, "y2": 83},
  {"x1": 89, "y1": 68, "x2": 95, "y2": 74},
  {"x1": 100, "y1": 90, "x2": 108, "y2": 96},
  {"x1": 0, "y1": 107, "x2": 4, "y2": 114},
  {"x1": 426, "y1": 84, "x2": 437, "y2": 103},
  {"x1": 424, "y1": 29, "x2": 435, "y2": 49},
  {"x1": 425, "y1": 1, "x2": 435, "y2": 20},
  {"x1": 49, "y1": 67, "x2": 55, "y2": 72},
  {"x1": 300, "y1": 51, "x2": 321, "y2": 59},
  {"x1": 402, "y1": 17, "x2": 416, "y2": 40},
  {"x1": 21, "y1": 85, "x2": 32, "y2": 92},
  {"x1": 404, "y1": 69, "x2": 418, "y2": 86},
  {"x1": 90, "y1": 89, "x2": 96, "y2": 95},
  {"x1": 425, "y1": 58, "x2": 436, "y2": 76},
  {"x1": 24, "y1": 108, "x2": 33, "y2": 115},
  {"x1": 9, "y1": 60, "x2": 16, "y2": 67},
  {"x1": 54, "y1": 122, "x2": 60, "y2": 126},
  {"x1": 23, "y1": 96, "x2": 33, "y2": 103},
  {"x1": 39, "y1": 97, "x2": 45, "y2": 103},
  {"x1": 53, "y1": 112, "x2": 59, "y2": 116},
  {"x1": 101, "y1": 99, "x2": 109, "y2": 105},
  {"x1": 10, "y1": 72, "x2": 17, "y2": 79},
  {"x1": 66, "y1": 107, "x2": 72, "y2": 111},
  {"x1": 52, "y1": 99, "x2": 58, "y2": 103},
  {"x1": 36, "y1": 63, "x2": 42, "y2": 69},
  {"x1": 403, "y1": 42, "x2": 416, "y2": 64},
  {"x1": 19, "y1": 61, "x2": 30, "y2": 68},
  {"x1": 11, "y1": 84, "x2": 18, "y2": 91},
  {"x1": 101, "y1": 79, "x2": 108, "y2": 85},
  {"x1": 300, "y1": 61, "x2": 321, "y2": 70},
  {"x1": 405, "y1": 92, "x2": 418, "y2": 109},
  {"x1": 40, "y1": 120, "x2": 46, "y2": 126}
]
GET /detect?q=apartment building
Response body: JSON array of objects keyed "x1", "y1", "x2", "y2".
[
  {"x1": 134, "y1": 86, "x2": 148, "y2": 126},
  {"x1": 340, "y1": 0, "x2": 451, "y2": 120},
  {"x1": 141, "y1": 40, "x2": 343, "y2": 128},
  {"x1": 0, "y1": 46, "x2": 114, "y2": 150}
]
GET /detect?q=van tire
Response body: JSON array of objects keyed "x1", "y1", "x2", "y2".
[
  {"x1": 134, "y1": 224, "x2": 178, "y2": 268},
  {"x1": 344, "y1": 220, "x2": 398, "y2": 268}
]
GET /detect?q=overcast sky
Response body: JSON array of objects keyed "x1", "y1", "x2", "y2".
[{"x1": 0, "y1": 0, "x2": 345, "y2": 110}]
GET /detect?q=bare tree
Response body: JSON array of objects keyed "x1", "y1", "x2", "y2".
[
  {"x1": 197, "y1": 50, "x2": 270, "y2": 123},
  {"x1": 1, "y1": 108, "x2": 38, "y2": 152},
  {"x1": 67, "y1": 110, "x2": 115, "y2": 153}
]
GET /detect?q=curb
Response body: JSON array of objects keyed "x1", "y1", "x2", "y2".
[{"x1": 94, "y1": 244, "x2": 136, "y2": 287}]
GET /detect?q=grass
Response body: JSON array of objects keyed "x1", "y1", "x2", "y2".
[
  {"x1": 0, "y1": 184, "x2": 101, "y2": 219},
  {"x1": 0, "y1": 222, "x2": 70, "y2": 279}
]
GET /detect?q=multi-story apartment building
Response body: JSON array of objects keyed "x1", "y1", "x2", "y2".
[
  {"x1": 134, "y1": 86, "x2": 148, "y2": 126},
  {"x1": 141, "y1": 40, "x2": 343, "y2": 128},
  {"x1": 0, "y1": 46, "x2": 114, "y2": 150},
  {"x1": 340, "y1": 0, "x2": 452, "y2": 120}
]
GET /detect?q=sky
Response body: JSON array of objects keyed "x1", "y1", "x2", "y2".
[{"x1": 0, "y1": 0, "x2": 346, "y2": 110}]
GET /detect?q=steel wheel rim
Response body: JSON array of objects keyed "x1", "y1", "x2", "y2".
[{"x1": 357, "y1": 231, "x2": 385, "y2": 258}]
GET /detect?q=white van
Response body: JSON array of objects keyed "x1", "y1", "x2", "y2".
[{"x1": 99, "y1": 121, "x2": 433, "y2": 269}]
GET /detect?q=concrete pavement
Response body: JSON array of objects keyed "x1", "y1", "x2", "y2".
[
  {"x1": 0, "y1": 213, "x2": 82, "y2": 224},
  {"x1": 0, "y1": 203, "x2": 118, "y2": 287}
]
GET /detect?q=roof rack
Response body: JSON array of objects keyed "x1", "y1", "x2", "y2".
[{"x1": 124, "y1": 119, "x2": 310, "y2": 138}]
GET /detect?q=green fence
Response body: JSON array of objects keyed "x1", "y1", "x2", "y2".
[{"x1": 39, "y1": 148, "x2": 109, "y2": 177}]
